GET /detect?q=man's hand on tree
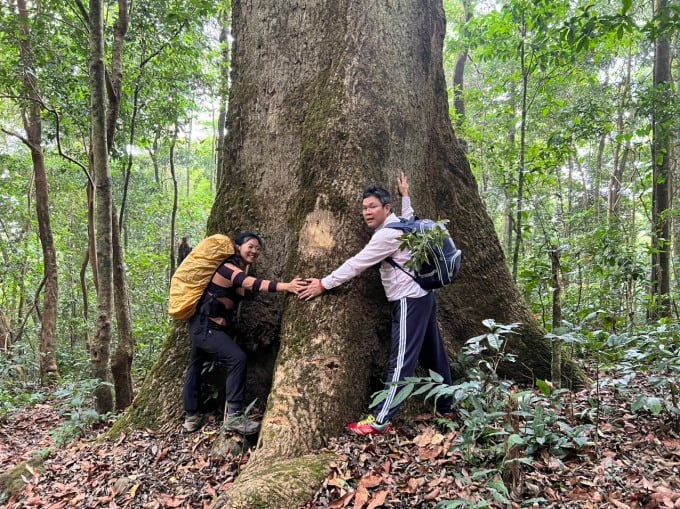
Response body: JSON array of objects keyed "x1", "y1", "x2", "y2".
[{"x1": 298, "y1": 278, "x2": 325, "y2": 301}]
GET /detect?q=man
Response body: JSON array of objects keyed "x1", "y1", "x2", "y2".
[{"x1": 299, "y1": 173, "x2": 453, "y2": 435}]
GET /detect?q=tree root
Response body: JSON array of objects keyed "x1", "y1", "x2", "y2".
[{"x1": 212, "y1": 452, "x2": 337, "y2": 509}]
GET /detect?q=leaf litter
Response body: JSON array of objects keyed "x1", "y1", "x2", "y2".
[{"x1": 2, "y1": 375, "x2": 679, "y2": 508}]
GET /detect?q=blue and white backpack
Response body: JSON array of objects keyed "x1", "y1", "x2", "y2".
[{"x1": 385, "y1": 217, "x2": 462, "y2": 290}]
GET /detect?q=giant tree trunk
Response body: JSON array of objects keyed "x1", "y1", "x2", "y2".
[
  {"x1": 208, "y1": 1, "x2": 584, "y2": 507},
  {"x1": 121, "y1": 1, "x2": 585, "y2": 507}
]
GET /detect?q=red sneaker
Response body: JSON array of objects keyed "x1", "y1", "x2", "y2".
[{"x1": 346, "y1": 415, "x2": 393, "y2": 435}]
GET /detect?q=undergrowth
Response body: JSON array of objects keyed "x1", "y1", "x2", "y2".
[{"x1": 370, "y1": 318, "x2": 680, "y2": 508}]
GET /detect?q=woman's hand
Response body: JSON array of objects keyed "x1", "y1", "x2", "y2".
[
  {"x1": 298, "y1": 278, "x2": 325, "y2": 301},
  {"x1": 284, "y1": 277, "x2": 308, "y2": 295}
]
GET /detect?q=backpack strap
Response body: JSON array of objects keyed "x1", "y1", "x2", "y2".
[
  {"x1": 384, "y1": 257, "x2": 418, "y2": 282},
  {"x1": 384, "y1": 219, "x2": 418, "y2": 281}
]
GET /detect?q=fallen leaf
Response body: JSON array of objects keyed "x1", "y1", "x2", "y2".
[
  {"x1": 366, "y1": 489, "x2": 389, "y2": 509},
  {"x1": 424, "y1": 488, "x2": 441, "y2": 501},
  {"x1": 130, "y1": 482, "x2": 141, "y2": 498},
  {"x1": 413, "y1": 428, "x2": 435, "y2": 447},
  {"x1": 329, "y1": 491, "x2": 354, "y2": 509},
  {"x1": 69, "y1": 492, "x2": 86, "y2": 506},
  {"x1": 359, "y1": 474, "x2": 382, "y2": 489},
  {"x1": 418, "y1": 446, "x2": 443, "y2": 461},
  {"x1": 429, "y1": 433, "x2": 445, "y2": 446},
  {"x1": 353, "y1": 483, "x2": 369, "y2": 509},
  {"x1": 404, "y1": 477, "x2": 425, "y2": 493}
]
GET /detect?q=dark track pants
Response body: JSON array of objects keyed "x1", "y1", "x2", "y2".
[
  {"x1": 373, "y1": 292, "x2": 453, "y2": 424},
  {"x1": 182, "y1": 315, "x2": 246, "y2": 416}
]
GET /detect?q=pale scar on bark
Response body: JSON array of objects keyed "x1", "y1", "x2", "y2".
[{"x1": 298, "y1": 196, "x2": 337, "y2": 257}]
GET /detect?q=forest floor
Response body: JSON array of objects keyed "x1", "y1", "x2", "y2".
[{"x1": 1, "y1": 375, "x2": 680, "y2": 509}]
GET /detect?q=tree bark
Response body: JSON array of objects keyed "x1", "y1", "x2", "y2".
[
  {"x1": 109, "y1": 323, "x2": 190, "y2": 435},
  {"x1": 550, "y1": 246, "x2": 562, "y2": 389},
  {"x1": 452, "y1": 0, "x2": 471, "y2": 128},
  {"x1": 110, "y1": 203, "x2": 134, "y2": 411},
  {"x1": 16, "y1": 0, "x2": 59, "y2": 384},
  {"x1": 120, "y1": 2, "x2": 586, "y2": 507},
  {"x1": 89, "y1": 0, "x2": 115, "y2": 413},
  {"x1": 169, "y1": 127, "x2": 179, "y2": 277},
  {"x1": 208, "y1": 1, "x2": 584, "y2": 506},
  {"x1": 650, "y1": 0, "x2": 672, "y2": 319},
  {"x1": 215, "y1": 6, "x2": 231, "y2": 189},
  {"x1": 97, "y1": 0, "x2": 135, "y2": 411}
]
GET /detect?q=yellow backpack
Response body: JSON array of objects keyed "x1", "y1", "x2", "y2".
[{"x1": 168, "y1": 234, "x2": 235, "y2": 320}]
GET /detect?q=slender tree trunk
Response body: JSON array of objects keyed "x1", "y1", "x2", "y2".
[
  {"x1": 89, "y1": 0, "x2": 115, "y2": 413},
  {"x1": 0, "y1": 311, "x2": 10, "y2": 352},
  {"x1": 16, "y1": 0, "x2": 59, "y2": 383},
  {"x1": 101, "y1": 0, "x2": 136, "y2": 410},
  {"x1": 607, "y1": 46, "x2": 633, "y2": 225},
  {"x1": 110, "y1": 203, "x2": 134, "y2": 411},
  {"x1": 80, "y1": 250, "x2": 90, "y2": 321},
  {"x1": 86, "y1": 182, "x2": 99, "y2": 295},
  {"x1": 186, "y1": 118, "x2": 192, "y2": 197},
  {"x1": 503, "y1": 82, "x2": 517, "y2": 255},
  {"x1": 512, "y1": 15, "x2": 528, "y2": 281},
  {"x1": 14, "y1": 195, "x2": 32, "y2": 344},
  {"x1": 148, "y1": 127, "x2": 162, "y2": 187},
  {"x1": 650, "y1": 0, "x2": 672, "y2": 319},
  {"x1": 216, "y1": 6, "x2": 231, "y2": 189},
  {"x1": 550, "y1": 246, "x2": 562, "y2": 389},
  {"x1": 674, "y1": 125, "x2": 680, "y2": 309},
  {"x1": 451, "y1": 0, "x2": 471, "y2": 128},
  {"x1": 170, "y1": 127, "x2": 179, "y2": 277}
]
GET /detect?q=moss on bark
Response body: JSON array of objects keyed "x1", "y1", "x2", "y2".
[
  {"x1": 0, "y1": 456, "x2": 45, "y2": 501},
  {"x1": 211, "y1": 453, "x2": 337, "y2": 509},
  {"x1": 108, "y1": 321, "x2": 190, "y2": 437}
]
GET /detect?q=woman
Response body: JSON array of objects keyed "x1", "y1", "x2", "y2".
[{"x1": 182, "y1": 232, "x2": 305, "y2": 434}]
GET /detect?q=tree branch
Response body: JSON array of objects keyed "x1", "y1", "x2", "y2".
[
  {"x1": 0, "y1": 127, "x2": 37, "y2": 151},
  {"x1": 1, "y1": 93, "x2": 92, "y2": 185}
]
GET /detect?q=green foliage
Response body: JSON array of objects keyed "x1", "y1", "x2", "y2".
[
  {"x1": 51, "y1": 378, "x2": 113, "y2": 447},
  {"x1": 394, "y1": 220, "x2": 450, "y2": 272},
  {"x1": 606, "y1": 323, "x2": 680, "y2": 420},
  {"x1": 0, "y1": 344, "x2": 46, "y2": 421},
  {"x1": 372, "y1": 320, "x2": 595, "y2": 507},
  {"x1": 442, "y1": 0, "x2": 673, "y2": 329}
]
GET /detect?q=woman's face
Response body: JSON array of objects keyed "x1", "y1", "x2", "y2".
[{"x1": 237, "y1": 238, "x2": 262, "y2": 266}]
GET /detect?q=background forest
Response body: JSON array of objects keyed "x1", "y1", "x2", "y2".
[{"x1": 0, "y1": 0, "x2": 679, "y2": 462}]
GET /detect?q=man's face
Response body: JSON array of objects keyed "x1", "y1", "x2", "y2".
[{"x1": 362, "y1": 196, "x2": 391, "y2": 229}]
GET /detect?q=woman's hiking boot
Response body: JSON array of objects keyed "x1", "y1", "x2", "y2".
[
  {"x1": 224, "y1": 413, "x2": 260, "y2": 435},
  {"x1": 182, "y1": 413, "x2": 204, "y2": 433}
]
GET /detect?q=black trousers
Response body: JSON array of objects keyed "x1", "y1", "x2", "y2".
[
  {"x1": 182, "y1": 314, "x2": 246, "y2": 416},
  {"x1": 373, "y1": 292, "x2": 453, "y2": 424}
]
